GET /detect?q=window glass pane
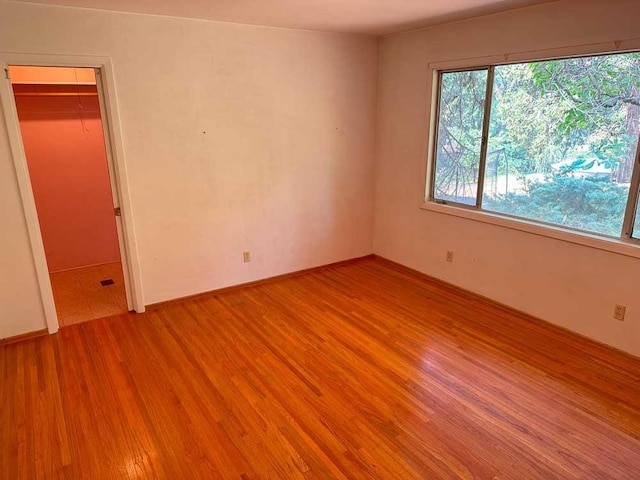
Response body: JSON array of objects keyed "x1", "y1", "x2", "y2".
[
  {"x1": 433, "y1": 69, "x2": 488, "y2": 205},
  {"x1": 482, "y1": 53, "x2": 640, "y2": 237},
  {"x1": 633, "y1": 189, "x2": 640, "y2": 238}
]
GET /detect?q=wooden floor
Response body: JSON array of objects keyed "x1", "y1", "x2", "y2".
[{"x1": 2, "y1": 257, "x2": 639, "y2": 479}]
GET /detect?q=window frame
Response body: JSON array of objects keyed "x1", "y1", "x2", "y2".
[{"x1": 424, "y1": 48, "x2": 640, "y2": 253}]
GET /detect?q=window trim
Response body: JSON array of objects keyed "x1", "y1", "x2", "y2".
[
  {"x1": 423, "y1": 42, "x2": 640, "y2": 256},
  {"x1": 419, "y1": 201, "x2": 640, "y2": 258},
  {"x1": 622, "y1": 142, "x2": 640, "y2": 238}
]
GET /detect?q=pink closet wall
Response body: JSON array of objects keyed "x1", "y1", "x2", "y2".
[{"x1": 14, "y1": 83, "x2": 121, "y2": 273}]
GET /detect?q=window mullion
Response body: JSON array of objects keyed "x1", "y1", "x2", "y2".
[
  {"x1": 621, "y1": 132, "x2": 640, "y2": 238},
  {"x1": 428, "y1": 72, "x2": 444, "y2": 202},
  {"x1": 476, "y1": 65, "x2": 495, "y2": 209}
]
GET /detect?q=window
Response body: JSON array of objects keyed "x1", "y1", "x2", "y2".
[
  {"x1": 433, "y1": 69, "x2": 488, "y2": 205},
  {"x1": 430, "y1": 52, "x2": 640, "y2": 241}
]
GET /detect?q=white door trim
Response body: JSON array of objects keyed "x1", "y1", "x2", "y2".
[{"x1": 0, "y1": 53, "x2": 145, "y2": 334}]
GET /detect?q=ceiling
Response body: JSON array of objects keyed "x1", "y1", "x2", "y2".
[{"x1": 11, "y1": 0, "x2": 556, "y2": 35}]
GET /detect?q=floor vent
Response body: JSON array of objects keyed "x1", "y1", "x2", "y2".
[{"x1": 100, "y1": 279, "x2": 115, "y2": 286}]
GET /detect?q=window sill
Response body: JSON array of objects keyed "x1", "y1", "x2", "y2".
[{"x1": 419, "y1": 201, "x2": 640, "y2": 259}]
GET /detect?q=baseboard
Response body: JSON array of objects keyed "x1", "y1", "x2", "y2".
[
  {"x1": 49, "y1": 260, "x2": 122, "y2": 274},
  {"x1": 372, "y1": 255, "x2": 640, "y2": 361},
  {"x1": 147, "y1": 254, "x2": 375, "y2": 310},
  {"x1": 1, "y1": 328, "x2": 48, "y2": 346}
]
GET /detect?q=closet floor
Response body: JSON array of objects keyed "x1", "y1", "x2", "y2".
[{"x1": 49, "y1": 262, "x2": 128, "y2": 327}]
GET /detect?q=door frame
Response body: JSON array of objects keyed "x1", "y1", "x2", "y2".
[{"x1": 0, "y1": 53, "x2": 145, "y2": 333}]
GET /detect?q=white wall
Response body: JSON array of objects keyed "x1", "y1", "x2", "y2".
[
  {"x1": 0, "y1": 103, "x2": 46, "y2": 338},
  {"x1": 374, "y1": 0, "x2": 640, "y2": 356},
  {"x1": 0, "y1": 1, "x2": 377, "y2": 338}
]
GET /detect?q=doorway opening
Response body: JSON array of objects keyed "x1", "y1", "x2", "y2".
[{"x1": 8, "y1": 65, "x2": 129, "y2": 327}]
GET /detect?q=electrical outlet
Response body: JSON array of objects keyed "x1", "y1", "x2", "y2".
[
  {"x1": 446, "y1": 251, "x2": 454, "y2": 263},
  {"x1": 243, "y1": 251, "x2": 251, "y2": 263},
  {"x1": 613, "y1": 304, "x2": 626, "y2": 321}
]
